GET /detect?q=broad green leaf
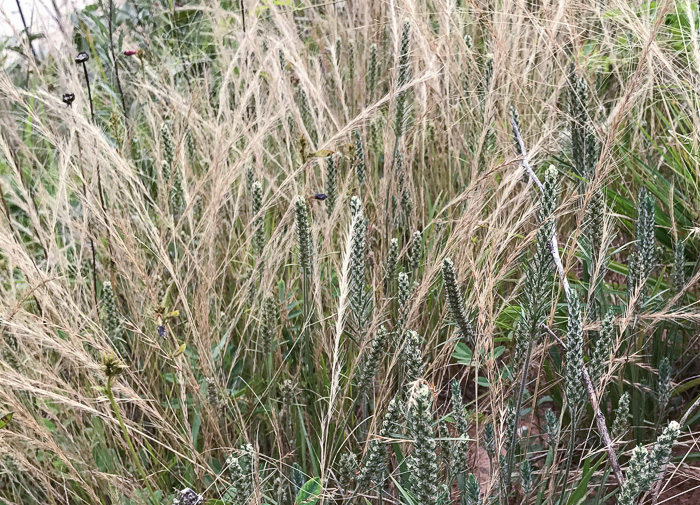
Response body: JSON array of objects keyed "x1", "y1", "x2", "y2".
[{"x1": 295, "y1": 477, "x2": 322, "y2": 505}]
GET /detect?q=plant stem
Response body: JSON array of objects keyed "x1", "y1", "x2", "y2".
[
  {"x1": 105, "y1": 377, "x2": 159, "y2": 504},
  {"x1": 511, "y1": 115, "x2": 625, "y2": 486}
]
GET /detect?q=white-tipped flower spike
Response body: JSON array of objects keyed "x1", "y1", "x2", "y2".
[
  {"x1": 294, "y1": 196, "x2": 313, "y2": 276},
  {"x1": 408, "y1": 230, "x2": 422, "y2": 275},
  {"x1": 450, "y1": 379, "x2": 468, "y2": 475},
  {"x1": 394, "y1": 21, "x2": 411, "y2": 138},
  {"x1": 568, "y1": 64, "x2": 597, "y2": 189},
  {"x1": 396, "y1": 271, "x2": 412, "y2": 345},
  {"x1": 590, "y1": 309, "x2": 615, "y2": 387},
  {"x1": 259, "y1": 296, "x2": 277, "y2": 354},
  {"x1": 356, "y1": 326, "x2": 388, "y2": 394},
  {"x1": 161, "y1": 121, "x2": 175, "y2": 171},
  {"x1": 101, "y1": 281, "x2": 120, "y2": 342},
  {"x1": 359, "y1": 395, "x2": 403, "y2": 485},
  {"x1": 252, "y1": 181, "x2": 265, "y2": 255},
  {"x1": 657, "y1": 357, "x2": 672, "y2": 420},
  {"x1": 482, "y1": 423, "x2": 495, "y2": 460},
  {"x1": 618, "y1": 421, "x2": 680, "y2": 505},
  {"x1": 612, "y1": 392, "x2": 631, "y2": 439},
  {"x1": 335, "y1": 38, "x2": 342, "y2": 67},
  {"x1": 353, "y1": 130, "x2": 366, "y2": 186},
  {"x1": 386, "y1": 238, "x2": 399, "y2": 284},
  {"x1": 172, "y1": 488, "x2": 203, "y2": 505},
  {"x1": 617, "y1": 446, "x2": 649, "y2": 505},
  {"x1": 441, "y1": 258, "x2": 474, "y2": 343},
  {"x1": 227, "y1": 444, "x2": 255, "y2": 505},
  {"x1": 368, "y1": 43, "x2": 378, "y2": 99},
  {"x1": 565, "y1": 294, "x2": 586, "y2": 408},
  {"x1": 407, "y1": 381, "x2": 439, "y2": 505},
  {"x1": 349, "y1": 197, "x2": 367, "y2": 324},
  {"x1": 245, "y1": 165, "x2": 255, "y2": 193},
  {"x1": 465, "y1": 473, "x2": 480, "y2": 505},
  {"x1": 325, "y1": 156, "x2": 337, "y2": 215},
  {"x1": 520, "y1": 459, "x2": 533, "y2": 494},
  {"x1": 170, "y1": 164, "x2": 185, "y2": 220},
  {"x1": 627, "y1": 188, "x2": 655, "y2": 313},
  {"x1": 298, "y1": 88, "x2": 316, "y2": 145},
  {"x1": 545, "y1": 409, "x2": 559, "y2": 446},
  {"x1": 585, "y1": 184, "x2": 606, "y2": 274},
  {"x1": 338, "y1": 452, "x2": 357, "y2": 490},
  {"x1": 185, "y1": 127, "x2": 195, "y2": 163},
  {"x1": 402, "y1": 329, "x2": 424, "y2": 385}
]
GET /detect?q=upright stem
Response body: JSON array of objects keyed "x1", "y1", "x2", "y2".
[
  {"x1": 511, "y1": 116, "x2": 625, "y2": 487},
  {"x1": 105, "y1": 378, "x2": 159, "y2": 504},
  {"x1": 15, "y1": 0, "x2": 37, "y2": 61},
  {"x1": 81, "y1": 62, "x2": 95, "y2": 123}
]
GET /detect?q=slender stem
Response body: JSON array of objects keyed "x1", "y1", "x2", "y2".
[
  {"x1": 105, "y1": 378, "x2": 159, "y2": 504},
  {"x1": 15, "y1": 0, "x2": 37, "y2": 61},
  {"x1": 510, "y1": 114, "x2": 625, "y2": 486},
  {"x1": 505, "y1": 336, "x2": 535, "y2": 504},
  {"x1": 81, "y1": 62, "x2": 95, "y2": 123},
  {"x1": 240, "y1": 0, "x2": 246, "y2": 33},
  {"x1": 556, "y1": 406, "x2": 578, "y2": 505}
]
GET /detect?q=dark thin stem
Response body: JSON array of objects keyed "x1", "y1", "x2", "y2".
[
  {"x1": 81, "y1": 62, "x2": 95, "y2": 123},
  {"x1": 15, "y1": 0, "x2": 37, "y2": 61},
  {"x1": 240, "y1": 0, "x2": 246, "y2": 33}
]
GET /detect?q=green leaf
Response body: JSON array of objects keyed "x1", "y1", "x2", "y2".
[
  {"x1": 295, "y1": 477, "x2": 322, "y2": 505},
  {"x1": 567, "y1": 455, "x2": 604, "y2": 505},
  {"x1": 0, "y1": 412, "x2": 12, "y2": 430}
]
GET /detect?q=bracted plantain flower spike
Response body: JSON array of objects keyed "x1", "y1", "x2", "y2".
[
  {"x1": 356, "y1": 325, "x2": 388, "y2": 394},
  {"x1": 565, "y1": 294, "x2": 586, "y2": 408},
  {"x1": 406, "y1": 381, "x2": 439, "y2": 505},
  {"x1": 259, "y1": 296, "x2": 277, "y2": 354},
  {"x1": 408, "y1": 230, "x2": 422, "y2": 276},
  {"x1": 161, "y1": 122, "x2": 175, "y2": 173},
  {"x1": 353, "y1": 130, "x2": 366, "y2": 186},
  {"x1": 358, "y1": 395, "x2": 403, "y2": 485},
  {"x1": 394, "y1": 21, "x2": 411, "y2": 138},
  {"x1": 657, "y1": 357, "x2": 672, "y2": 421},
  {"x1": 545, "y1": 409, "x2": 559, "y2": 446},
  {"x1": 252, "y1": 181, "x2": 265, "y2": 255},
  {"x1": 349, "y1": 197, "x2": 367, "y2": 324},
  {"x1": 325, "y1": 155, "x2": 338, "y2": 215},
  {"x1": 386, "y1": 238, "x2": 399, "y2": 284},
  {"x1": 402, "y1": 329, "x2": 424, "y2": 385},
  {"x1": 368, "y1": 43, "x2": 378, "y2": 99},
  {"x1": 590, "y1": 309, "x2": 615, "y2": 387},
  {"x1": 294, "y1": 196, "x2": 313, "y2": 276},
  {"x1": 612, "y1": 392, "x2": 631, "y2": 439},
  {"x1": 441, "y1": 258, "x2": 474, "y2": 343}
]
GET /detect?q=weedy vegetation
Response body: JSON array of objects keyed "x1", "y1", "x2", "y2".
[{"x1": 0, "y1": 0, "x2": 699, "y2": 504}]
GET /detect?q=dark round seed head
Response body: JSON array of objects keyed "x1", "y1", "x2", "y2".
[
  {"x1": 75, "y1": 52, "x2": 89, "y2": 64},
  {"x1": 62, "y1": 93, "x2": 75, "y2": 106}
]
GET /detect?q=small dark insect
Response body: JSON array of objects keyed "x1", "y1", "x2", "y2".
[
  {"x1": 158, "y1": 325, "x2": 166, "y2": 338},
  {"x1": 62, "y1": 93, "x2": 75, "y2": 106},
  {"x1": 309, "y1": 193, "x2": 327, "y2": 201},
  {"x1": 75, "y1": 52, "x2": 89, "y2": 64},
  {"x1": 123, "y1": 49, "x2": 138, "y2": 56}
]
